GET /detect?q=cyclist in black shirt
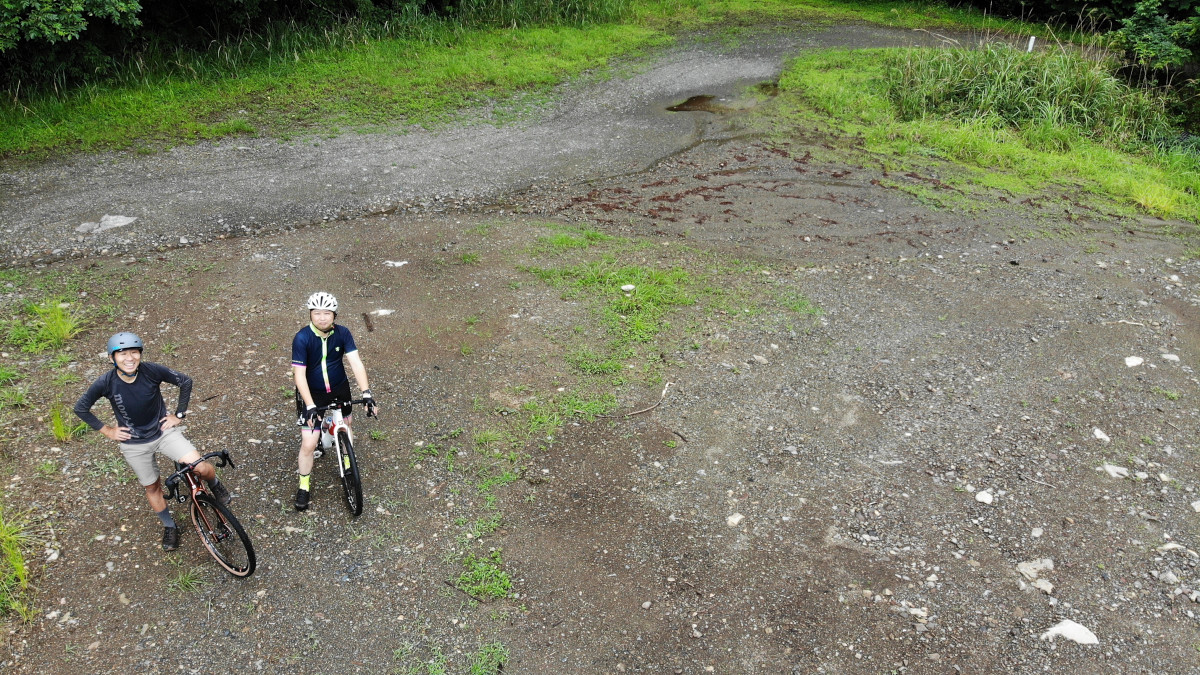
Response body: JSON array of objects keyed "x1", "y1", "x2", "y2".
[{"x1": 74, "y1": 332, "x2": 230, "y2": 551}]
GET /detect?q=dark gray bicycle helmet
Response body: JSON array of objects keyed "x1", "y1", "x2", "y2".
[{"x1": 107, "y1": 331, "x2": 144, "y2": 355}]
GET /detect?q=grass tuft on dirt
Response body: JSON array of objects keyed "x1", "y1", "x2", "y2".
[{"x1": 0, "y1": 508, "x2": 35, "y2": 621}]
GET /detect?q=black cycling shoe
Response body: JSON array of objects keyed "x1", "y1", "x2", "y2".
[
  {"x1": 294, "y1": 488, "x2": 310, "y2": 511},
  {"x1": 162, "y1": 526, "x2": 180, "y2": 551},
  {"x1": 209, "y1": 481, "x2": 232, "y2": 505}
]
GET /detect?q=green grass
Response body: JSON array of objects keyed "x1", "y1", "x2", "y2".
[
  {"x1": 771, "y1": 46, "x2": 1200, "y2": 223},
  {"x1": 0, "y1": 0, "x2": 1029, "y2": 158},
  {"x1": 167, "y1": 567, "x2": 206, "y2": 593},
  {"x1": 0, "y1": 366, "x2": 20, "y2": 386},
  {"x1": 456, "y1": 550, "x2": 512, "y2": 600},
  {"x1": 4, "y1": 298, "x2": 86, "y2": 353},
  {"x1": 0, "y1": 508, "x2": 35, "y2": 621},
  {"x1": 0, "y1": 386, "x2": 29, "y2": 410},
  {"x1": 469, "y1": 641, "x2": 511, "y2": 675},
  {"x1": 50, "y1": 406, "x2": 89, "y2": 442}
]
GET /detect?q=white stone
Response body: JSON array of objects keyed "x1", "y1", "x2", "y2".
[
  {"x1": 1033, "y1": 579, "x2": 1054, "y2": 594},
  {"x1": 1162, "y1": 354, "x2": 1180, "y2": 362},
  {"x1": 1125, "y1": 355, "x2": 1144, "y2": 367},
  {"x1": 752, "y1": 355, "x2": 768, "y2": 364},
  {"x1": 1158, "y1": 570, "x2": 1180, "y2": 584},
  {"x1": 1031, "y1": 527, "x2": 1044, "y2": 538},
  {"x1": 1040, "y1": 620, "x2": 1098, "y2": 645},
  {"x1": 1192, "y1": 500, "x2": 1200, "y2": 513},
  {"x1": 1100, "y1": 464, "x2": 1128, "y2": 478},
  {"x1": 1135, "y1": 471, "x2": 1149, "y2": 480},
  {"x1": 383, "y1": 260, "x2": 409, "y2": 267},
  {"x1": 76, "y1": 214, "x2": 137, "y2": 234},
  {"x1": 975, "y1": 491, "x2": 994, "y2": 505},
  {"x1": 370, "y1": 309, "x2": 396, "y2": 316},
  {"x1": 726, "y1": 513, "x2": 744, "y2": 527},
  {"x1": 621, "y1": 284, "x2": 636, "y2": 292},
  {"x1": 1093, "y1": 428, "x2": 1111, "y2": 443},
  {"x1": 1017, "y1": 558, "x2": 1054, "y2": 581},
  {"x1": 641, "y1": 601, "x2": 652, "y2": 609}
]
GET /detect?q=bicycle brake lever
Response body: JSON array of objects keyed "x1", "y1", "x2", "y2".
[{"x1": 223, "y1": 452, "x2": 236, "y2": 469}]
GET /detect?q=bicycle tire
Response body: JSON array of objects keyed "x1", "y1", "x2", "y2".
[
  {"x1": 336, "y1": 429, "x2": 363, "y2": 517},
  {"x1": 190, "y1": 493, "x2": 256, "y2": 577}
]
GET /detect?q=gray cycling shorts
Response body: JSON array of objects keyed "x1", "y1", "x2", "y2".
[{"x1": 118, "y1": 428, "x2": 198, "y2": 486}]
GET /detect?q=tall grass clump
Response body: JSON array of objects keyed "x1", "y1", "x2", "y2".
[
  {"x1": 881, "y1": 43, "x2": 1176, "y2": 149},
  {"x1": 4, "y1": 298, "x2": 84, "y2": 353},
  {"x1": 454, "y1": 0, "x2": 631, "y2": 27},
  {"x1": 0, "y1": 508, "x2": 35, "y2": 621}
]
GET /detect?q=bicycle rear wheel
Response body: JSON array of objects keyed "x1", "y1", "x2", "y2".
[
  {"x1": 190, "y1": 493, "x2": 256, "y2": 577},
  {"x1": 336, "y1": 430, "x2": 363, "y2": 517}
]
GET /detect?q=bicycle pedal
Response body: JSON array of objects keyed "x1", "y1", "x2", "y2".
[{"x1": 312, "y1": 449, "x2": 323, "y2": 459}]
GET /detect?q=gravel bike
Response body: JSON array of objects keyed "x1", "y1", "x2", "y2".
[
  {"x1": 311, "y1": 398, "x2": 369, "y2": 517},
  {"x1": 164, "y1": 450, "x2": 256, "y2": 577}
]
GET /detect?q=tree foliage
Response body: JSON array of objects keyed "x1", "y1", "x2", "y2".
[{"x1": 0, "y1": 0, "x2": 142, "y2": 51}]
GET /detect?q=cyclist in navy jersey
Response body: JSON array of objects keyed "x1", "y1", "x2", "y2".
[
  {"x1": 291, "y1": 292, "x2": 378, "y2": 511},
  {"x1": 74, "y1": 332, "x2": 230, "y2": 551}
]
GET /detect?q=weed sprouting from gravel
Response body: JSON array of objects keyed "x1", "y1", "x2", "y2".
[
  {"x1": 0, "y1": 508, "x2": 35, "y2": 621},
  {"x1": 5, "y1": 298, "x2": 85, "y2": 353},
  {"x1": 469, "y1": 640, "x2": 510, "y2": 675},
  {"x1": 456, "y1": 550, "x2": 512, "y2": 601},
  {"x1": 167, "y1": 566, "x2": 207, "y2": 594},
  {"x1": 50, "y1": 406, "x2": 89, "y2": 442}
]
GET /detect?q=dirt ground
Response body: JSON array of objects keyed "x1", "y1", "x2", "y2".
[{"x1": 3, "y1": 24, "x2": 1200, "y2": 675}]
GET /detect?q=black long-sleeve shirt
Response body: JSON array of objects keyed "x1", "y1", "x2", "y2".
[{"x1": 73, "y1": 362, "x2": 193, "y2": 444}]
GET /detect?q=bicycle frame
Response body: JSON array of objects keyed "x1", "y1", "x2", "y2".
[
  {"x1": 165, "y1": 450, "x2": 234, "y2": 503},
  {"x1": 314, "y1": 399, "x2": 365, "y2": 480}
]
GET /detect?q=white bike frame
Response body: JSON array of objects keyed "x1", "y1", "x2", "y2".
[{"x1": 319, "y1": 407, "x2": 355, "y2": 479}]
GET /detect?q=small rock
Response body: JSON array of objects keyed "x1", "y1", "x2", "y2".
[
  {"x1": 726, "y1": 513, "x2": 744, "y2": 527},
  {"x1": 1162, "y1": 354, "x2": 1180, "y2": 362},
  {"x1": 752, "y1": 355, "x2": 768, "y2": 364},
  {"x1": 621, "y1": 284, "x2": 636, "y2": 292},
  {"x1": 1093, "y1": 428, "x2": 1111, "y2": 443},
  {"x1": 1100, "y1": 464, "x2": 1129, "y2": 478},
  {"x1": 1040, "y1": 619, "x2": 1098, "y2": 644},
  {"x1": 1017, "y1": 558, "x2": 1054, "y2": 581},
  {"x1": 1158, "y1": 570, "x2": 1180, "y2": 585},
  {"x1": 1190, "y1": 500, "x2": 1200, "y2": 513},
  {"x1": 1033, "y1": 579, "x2": 1054, "y2": 594},
  {"x1": 975, "y1": 491, "x2": 994, "y2": 505},
  {"x1": 641, "y1": 601, "x2": 652, "y2": 609},
  {"x1": 1125, "y1": 356, "x2": 1144, "y2": 367},
  {"x1": 1031, "y1": 527, "x2": 1044, "y2": 538},
  {"x1": 119, "y1": 593, "x2": 130, "y2": 605}
]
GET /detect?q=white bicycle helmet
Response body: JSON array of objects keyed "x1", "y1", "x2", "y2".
[{"x1": 306, "y1": 291, "x2": 338, "y2": 313}]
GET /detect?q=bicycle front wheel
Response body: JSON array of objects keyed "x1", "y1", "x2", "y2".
[
  {"x1": 190, "y1": 493, "x2": 256, "y2": 577},
  {"x1": 336, "y1": 430, "x2": 363, "y2": 517}
]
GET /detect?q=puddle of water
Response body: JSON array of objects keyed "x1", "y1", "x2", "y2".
[
  {"x1": 668, "y1": 82, "x2": 779, "y2": 114},
  {"x1": 667, "y1": 95, "x2": 730, "y2": 113}
]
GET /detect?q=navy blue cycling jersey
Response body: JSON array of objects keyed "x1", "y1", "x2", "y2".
[
  {"x1": 291, "y1": 323, "x2": 358, "y2": 394},
  {"x1": 74, "y1": 362, "x2": 193, "y2": 444}
]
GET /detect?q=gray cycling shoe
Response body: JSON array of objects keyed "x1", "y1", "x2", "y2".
[
  {"x1": 209, "y1": 481, "x2": 231, "y2": 505},
  {"x1": 162, "y1": 526, "x2": 180, "y2": 551}
]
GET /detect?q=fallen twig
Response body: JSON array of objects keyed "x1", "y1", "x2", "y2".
[
  {"x1": 625, "y1": 382, "x2": 674, "y2": 418},
  {"x1": 672, "y1": 430, "x2": 689, "y2": 443},
  {"x1": 1102, "y1": 319, "x2": 1144, "y2": 326},
  {"x1": 1022, "y1": 474, "x2": 1058, "y2": 489}
]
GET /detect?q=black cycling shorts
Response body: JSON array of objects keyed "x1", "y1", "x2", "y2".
[{"x1": 295, "y1": 379, "x2": 353, "y2": 420}]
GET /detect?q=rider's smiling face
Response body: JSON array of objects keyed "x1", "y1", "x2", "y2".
[
  {"x1": 113, "y1": 347, "x2": 141, "y2": 376},
  {"x1": 310, "y1": 309, "x2": 335, "y2": 332}
]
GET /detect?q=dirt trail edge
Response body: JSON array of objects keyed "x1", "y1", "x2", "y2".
[{"x1": 0, "y1": 25, "x2": 957, "y2": 266}]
